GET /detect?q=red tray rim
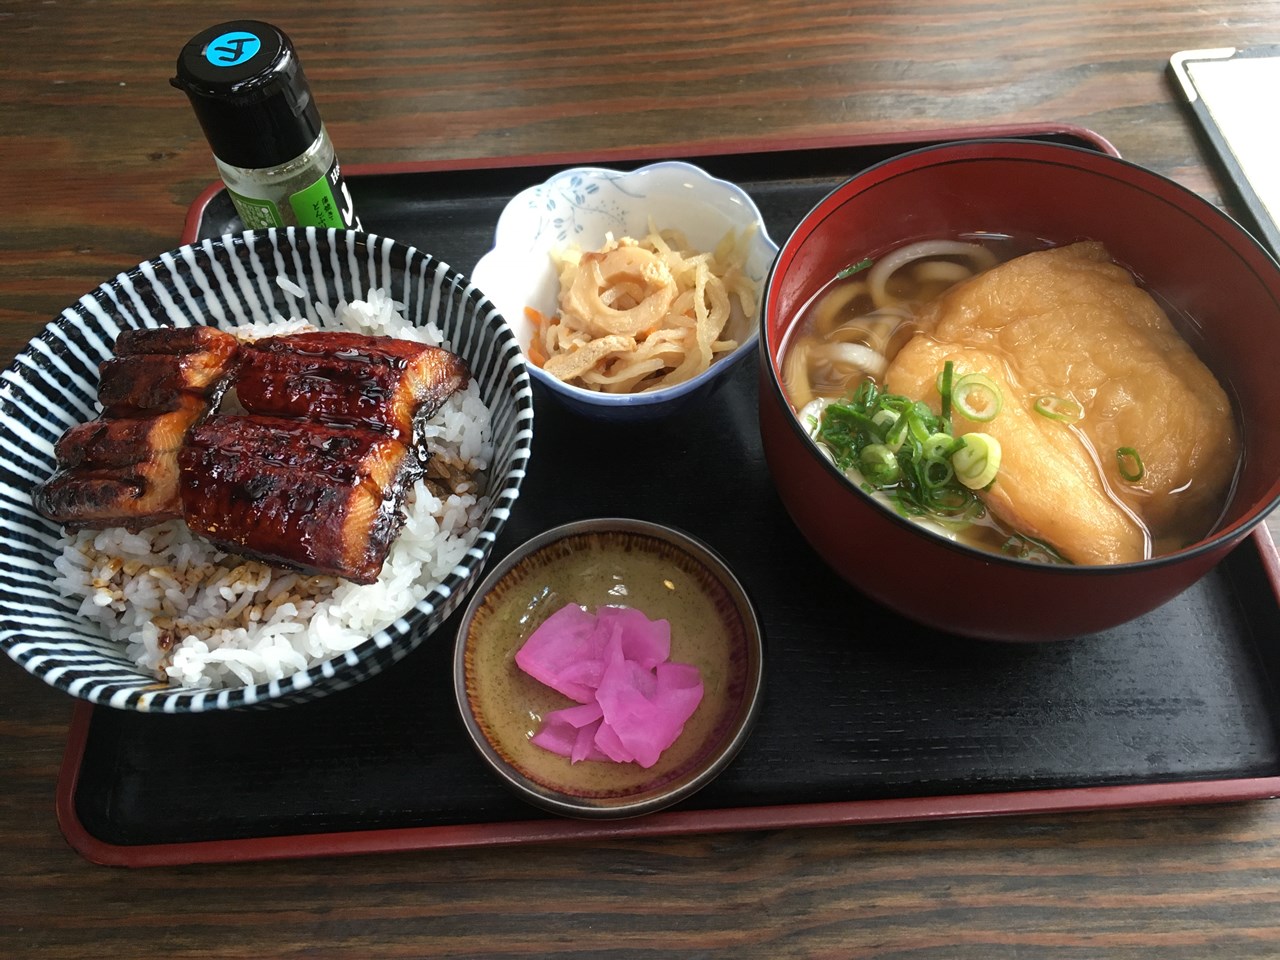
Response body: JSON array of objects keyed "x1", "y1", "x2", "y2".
[
  {"x1": 56, "y1": 651, "x2": 1280, "y2": 867},
  {"x1": 59, "y1": 120, "x2": 1280, "y2": 869}
]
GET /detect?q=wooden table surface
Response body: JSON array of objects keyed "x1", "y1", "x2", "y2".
[{"x1": 4, "y1": 2, "x2": 1280, "y2": 957}]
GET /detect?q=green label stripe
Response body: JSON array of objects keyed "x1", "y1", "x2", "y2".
[
  {"x1": 289, "y1": 171, "x2": 346, "y2": 228},
  {"x1": 228, "y1": 191, "x2": 284, "y2": 229}
]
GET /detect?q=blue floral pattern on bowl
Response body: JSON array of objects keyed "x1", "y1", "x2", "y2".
[{"x1": 532, "y1": 170, "x2": 656, "y2": 243}]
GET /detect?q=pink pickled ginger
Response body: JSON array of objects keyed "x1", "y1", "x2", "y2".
[{"x1": 517, "y1": 604, "x2": 703, "y2": 769}]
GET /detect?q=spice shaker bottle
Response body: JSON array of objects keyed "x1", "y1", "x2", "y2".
[{"x1": 172, "y1": 20, "x2": 361, "y2": 230}]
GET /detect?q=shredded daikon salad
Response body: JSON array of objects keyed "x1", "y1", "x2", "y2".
[{"x1": 525, "y1": 225, "x2": 760, "y2": 393}]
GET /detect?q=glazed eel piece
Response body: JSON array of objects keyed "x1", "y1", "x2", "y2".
[
  {"x1": 178, "y1": 415, "x2": 419, "y2": 584},
  {"x1": 233, "y1": 330, "x2": 470, "y2": 437},
  {"x1": 34, "y1": 326, "x2": 239, "y2": 530},
  {"x1": 188, "y1": 330, "x2": 471, "y2": 581},
  {"x1": 36, "y1": 326, "x2": 469, "y2": 584}
]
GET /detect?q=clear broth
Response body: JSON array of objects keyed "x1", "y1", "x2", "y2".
[{"x1": 781, "y1": 234, "x2": 1240, "y2": 563}]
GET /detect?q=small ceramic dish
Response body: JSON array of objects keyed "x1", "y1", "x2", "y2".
[
  {"x1": 471, "y1": 161, "x2": 779, "y2": 421},
  {"x1": 454, "y1": 518, "x2": 764, "y2": 819}
]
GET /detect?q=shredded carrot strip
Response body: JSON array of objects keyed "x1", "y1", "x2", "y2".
[
  {"x1": 527, "y1": 336, "x2": 547, "y2": 368},
  {"x1": 524, "y1": 308, "x2": 550, "y2": 367}
]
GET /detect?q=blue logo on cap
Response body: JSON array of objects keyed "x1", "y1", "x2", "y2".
[{"x1": 205, "y1": 30, "x2": 261, "y2": 67}]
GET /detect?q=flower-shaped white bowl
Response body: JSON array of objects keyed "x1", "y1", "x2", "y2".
[
  {"x1": 0, "y1": 228, "x2": 533, "y2": 712},
  {"x1": 472, "y1": 161, "x2": 779, "y2": 420}
]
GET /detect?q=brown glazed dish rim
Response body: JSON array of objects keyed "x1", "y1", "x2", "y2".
[{"x1": 452, "y1": 517, "x2": 765, "y2": 819}]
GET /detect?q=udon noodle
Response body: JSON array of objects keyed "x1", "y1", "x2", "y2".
[
  {"x1": 783, "y1": 240, "x2": 997, "y2": 409},
  {"x1": 782, "y1": 237, "x2": 1239, "y2": 565},
  {"x1": 527, "y1": 226, "x2": 760, "y2": 393}
]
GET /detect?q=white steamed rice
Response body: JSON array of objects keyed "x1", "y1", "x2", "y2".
[{"x1": 50, "y1": 289, "x2": 493, "y2": 690}]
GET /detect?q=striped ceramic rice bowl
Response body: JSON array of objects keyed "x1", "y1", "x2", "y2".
[{"x1": 0, "y1": 228, "x2": 533, "y2": 712}]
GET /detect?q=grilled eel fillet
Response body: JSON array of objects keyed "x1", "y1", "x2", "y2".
[
  {"x1": 34, "y1": 326, "x2": 239, "y2": 530},
  {"x1": 234, "y1": 331, "x2": 470, "y2": 437},
  {"x1": 36, "y1": 326, "x2": 469, "y2": 583},
  {"x1": 179, "y1": 415, "x2": 419, "y2": 584}
]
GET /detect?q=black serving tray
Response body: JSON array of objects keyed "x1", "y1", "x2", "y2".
[{"x1": 58, "y1": 124, "x2": 1280, "y2": 866}]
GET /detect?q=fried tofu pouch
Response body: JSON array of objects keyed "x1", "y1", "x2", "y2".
[{"x1": 885, "y1": 242, "x2": 1237, "y2": 564}]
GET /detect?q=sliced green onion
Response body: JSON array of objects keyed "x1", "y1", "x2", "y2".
[
  {"x1": 952, "y1": 373, "x2": 1003, "y2": 423},
  {"x1": 835, "y1": 257, "x2": 874, "y2": 279},
  {"x1": 1116, "y1": 446, "x2": 1144, "y2": 482},
  {"x1": 872, "y1": 408, "x2": 909, "y2": 451},
  {"x1": 813, "y1": 373, "x2": 989, "y2": 527},
  {"x1": 953, "y1": 433, "x2": 1002, "y2": 489},
  {"x1": 921, "y1": 456, "x2": 955, "y2": 489},
  {"x1": 884, "y1": 414, "x2": 909, "y2": 451},
  {"x1": 928, "y1": 487, "x2": 983, "y2": 517},
  {"x1": 906, "y1": 403, "x2": 935, "y2": 443},
  {"x1": 937, "y1": 360, "x2": 955, "y2": 424},
  {"x1": 819, "y1": 404, "x2": 878, "y2": 446},
  {"x1": 853, "y1": 379, "x2": 878, "y2": 406},
  {"x1": 1034, "y1": 395, "x2": 1084, "y2": 423},
  {"x1": 922, "y1": 432, "x2": 959, "y2": 460},
  {"x1": 860, "y1": 443, "x2": 901, "y2": 485},
  {"x1": 871, "y1": 408, "x2": 898, "y2": 430}
]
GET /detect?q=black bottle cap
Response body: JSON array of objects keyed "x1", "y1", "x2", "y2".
[{"x1": 171, "y1": 21, "x2": 323, "y2": 170}]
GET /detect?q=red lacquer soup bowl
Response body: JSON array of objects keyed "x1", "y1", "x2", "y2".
[{"x1": 758, "y1": 139, "x2": 1280, "y2": 641}]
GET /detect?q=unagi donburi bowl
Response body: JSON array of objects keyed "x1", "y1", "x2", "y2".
[
  {"x1": 0, "y1": 228, "x2": 534, "y2": 711},
  {"x1": 759, "y1": 139, "x2": 1280, "y2": 642}
]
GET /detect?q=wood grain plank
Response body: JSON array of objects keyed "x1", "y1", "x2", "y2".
[{"x1": 3, "y1": 2, "x2": 1280, "y2": 957}]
